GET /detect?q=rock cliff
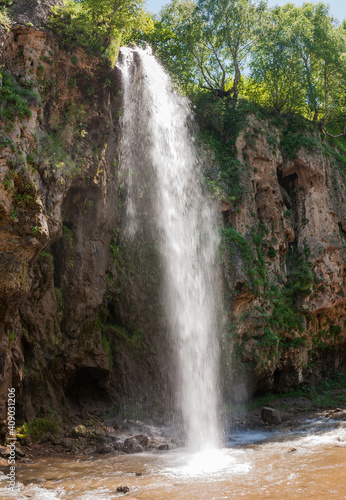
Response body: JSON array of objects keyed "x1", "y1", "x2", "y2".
[
  {"x1": 0, "y1": 24, "x2": 169, "y2": 437},
  {"x1": 219, "y1": 115, "x2": 346, "y2": 399},
  {"x1": 0, "y1": 22, "x2": 345, "y2": 435}
]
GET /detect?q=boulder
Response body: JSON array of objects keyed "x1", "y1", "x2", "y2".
[
  {"x1": 326, "y1": 409, "x2": 346, "y2": 422},
  {"x1": 8, "y1": 0, "x2": 63, "y2": 28},
  {"x1": 116, "y1": 486, "x2": 130, "y2": 493},
  {"x1": 123, "y1": 437, "x2": 143, "y2": 454},
  {"x1": 261, "y1": 406, "x2": 282, "y2": 425},
  {"x1": 96, "y1": 443, "x2": 116, "y2": 454},
  {"x1": 71, "y1": 425, "x2": 89, "y2": 438},
  {"x1": 133, "y1": 434, "x2": 149, "y2": 446},
  {"x1": 0, "y1": 445, "x2": 9, "y2": 458}
]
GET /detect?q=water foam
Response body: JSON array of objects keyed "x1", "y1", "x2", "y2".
[{"x1": 163, "y1": 449, "x2": 251, "y2": 478}]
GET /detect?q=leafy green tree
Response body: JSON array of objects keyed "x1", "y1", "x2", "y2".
[
  {"x1": 149, "y1": 0, "x2": 200, "y2": 92},
  {"x1": 127, "y1": 0, "x2": 199, "y2": 91},
  {"x1": 81, "y1": 0, "x2": 143, "y2": 48},
  {"x1": 122, "y1": 9, "x2": 155, "y2": 45},
  {"x1": 298, "y1": 3, "x2": 346, "y2": 129},
  {"x1": 248, "y1": 2, "x2": 346, "y2": 133},
  {"x1": 249, "y1": 4, "x2": 307, "y2": 113},
  {"x1": 49, "y1": 0, "x2": 144, "y2": 62},
  {"x1": 139, "y1": 0, "x2": 265, "y2": 97},
  {"x1": 196, "y1": 0, "x2": 266, "y2": 98}
]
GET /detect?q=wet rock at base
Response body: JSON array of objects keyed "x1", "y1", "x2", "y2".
[
  {"x1": 261, "y1": 406, "x2": 282, "y2": 425},
  {"x1": 96, "y1": 443, "x2": 116, "y2": 454},
  {"x1": 158, "y1": 442, "x2": 176, "y2": 450},
  {"x1": 134, "y1": 434, "x2": 149, "y2": 446},
  {"x1": 123, "y1": 436, "x2": 144, "y2": 453},
  {"x1": 116, "y1": 486, "x2": 130, "y2": 493},
  {"x1": 325, "y1": 409, "x2": 346, "y2": 421},
  {"x1": 15, "y1": 443, "x2": 26, "y2": 457}
]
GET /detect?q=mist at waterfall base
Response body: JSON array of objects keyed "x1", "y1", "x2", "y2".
[{"x1": 118, "y1": 46, "x2": 222, "y2": 454}]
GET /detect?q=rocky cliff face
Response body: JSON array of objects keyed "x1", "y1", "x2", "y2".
[
  {"x1": 220, "y1": 115, "x2": 346, "y2": 399},
  {"x1": 0, "y1": 25, "x2": 170, "y2": 437},
  {"x1": 8, "y1": 0, "x2": 63, "y2": 28},
  {"x1": 0, "y1": 23, "x2": 345, "y2": 434}
]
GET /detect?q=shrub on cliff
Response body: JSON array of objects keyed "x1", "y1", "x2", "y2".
[
  {"x1": 0, "y1": 0, "x2": 12, "y2": 27},
  {"x1": 0, "y1": 6, "x2": 11, "y2": 27},
  {"x1": 17, "y1": 418, "x2": 60, "y2": 443},
  {"x1": 0, "y1": 72, "x2": 37, "y2": 130},
  {"x1": 48, "y1": 0, "x2": 145, "y2": 63}
]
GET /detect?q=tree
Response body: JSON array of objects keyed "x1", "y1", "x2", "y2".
[
  {"x1": 81, "y1": 0, "x2": 144, "y2": 48},
  {"x1": 295, "y1": 3, "x2": 345, "y2": 129},
  {"x1": 249, "y1": 2, "x2": 346, "y2": 131},
  {"x1": 249, "y1": 4, "x2": 307, "y2": 113},
  {"x1": 48, "y1": 0, "x2": 144, "y2": 62},
  {"x1": 140, "y1": 0, "x2": 265, "y2": 97},
  {"x1": 131, "y1": 0, "x2": 201, "y2": 92},
  {"x1": 152, "y1": 0, "x2": 201, "y2": 92},
  {"x1": 197, "y1": 0, "x2": 266, "y2": 98},
  {"x1": 135, "y1": 0, "x2": 346, "y2": 135}
]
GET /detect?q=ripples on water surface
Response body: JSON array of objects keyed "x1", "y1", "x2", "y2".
[{"x1": 0, "y1": 420, "x2": 345, "y2": 499}]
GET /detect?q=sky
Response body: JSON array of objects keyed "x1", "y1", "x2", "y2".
[{"x1": 145, "y1": 0, "x2": 346, "y2": 22}]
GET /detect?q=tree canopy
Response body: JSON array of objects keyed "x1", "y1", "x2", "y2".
[
  {"x1": 48, "y1": 0, "x2": 346, "y2": 135},
  {"x1": 134, "y1": 0, "x2": 346, "y2": 135},
  {"x1": 48, "y1": 0, "x2": 145, "y2": 62}
]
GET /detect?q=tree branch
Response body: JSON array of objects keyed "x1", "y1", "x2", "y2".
[{"x1": 322, "y1": 125, "x2": 346, "y2": 137}]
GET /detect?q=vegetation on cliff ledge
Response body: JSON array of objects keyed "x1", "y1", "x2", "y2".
[
  {"x1": 47, "y1": 0, "x2": 146, "y2": 62},
  {"x1": 46, "y1": 0, "x2": 346, "y2": 148},
  {"x1": 0, "y1": 72, "x2": 37, "y2": 129},
  {"x1": 133, "y1": 1, "x2": 345, "y2": 138}
]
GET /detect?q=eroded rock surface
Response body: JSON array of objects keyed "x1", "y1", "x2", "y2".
[
  {"x1": 221, "y1": 115, "x2": 346, "y2": 398},
  {"x1": 8, "y1": 0, "x2": 63, "y2": 28}
]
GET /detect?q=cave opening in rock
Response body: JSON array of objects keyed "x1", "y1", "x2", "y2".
[
  {"x1": 277, "y1": 168, "x2": 298, "y2": 203},
  {"x1": 65, "y1": 367, "x2": 110, "y2": 409}
]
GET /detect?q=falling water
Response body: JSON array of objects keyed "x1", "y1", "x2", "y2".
[{"x1": 117, "y1": 47, "x2": 221, "y2": 450}]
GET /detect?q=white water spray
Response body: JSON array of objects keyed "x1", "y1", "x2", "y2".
[{"x1": 117, "y1": 47, "x2": 221, "y2": 450}]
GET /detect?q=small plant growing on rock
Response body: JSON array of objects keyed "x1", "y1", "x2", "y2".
[
  {"x1": 10, "y1": 209, "x2": 18, "y2": 221},
  {"x1": 0, "y1": 72, "x2": 37, "y2": 130},
  {"x1": 17, "y1": 418, "x2": 59, "y2": 443},
  {"x1": 268, "y1": 247, "x2": 276, "y2": 258}
]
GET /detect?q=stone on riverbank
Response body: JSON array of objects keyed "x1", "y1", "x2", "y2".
[{"x1": 261, "y1": 406, "x2": 282, "y2": 425}]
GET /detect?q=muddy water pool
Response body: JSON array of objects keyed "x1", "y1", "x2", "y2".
[{"x1": 1, "y1": 419, "x2": 345, "y2": 499}]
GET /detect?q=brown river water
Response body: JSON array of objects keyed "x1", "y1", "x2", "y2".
[{"x1": 0, "y1": 419, "x2": 345, "y2": 499}]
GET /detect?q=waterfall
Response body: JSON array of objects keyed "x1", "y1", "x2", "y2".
[{"x1": 117, "y1": 47, "x2": 221, "y2": 450}]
